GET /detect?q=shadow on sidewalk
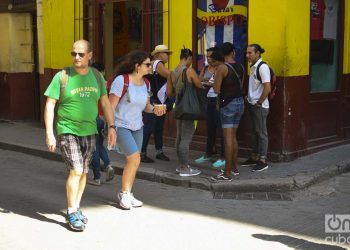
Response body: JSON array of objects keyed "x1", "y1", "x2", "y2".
[{"x1": 252, "y1": 234, "x2": 347, "y2": 250}]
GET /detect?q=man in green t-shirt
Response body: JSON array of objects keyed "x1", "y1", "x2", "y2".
[{"x1": 44, "y1": 40, "x2": 116, "y2": 232}]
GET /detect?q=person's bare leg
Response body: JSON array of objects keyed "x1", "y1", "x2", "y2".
[
  {"x1": 223, "y1": 128, "x2": 233, "y2": 176},
  {"x1": 75, "y1": 173, "x2": 87, "y2": 207},
  {"x1": 66, "y1": 169, "x2": 82, "y2": 208},
  {"x1": 231, "y1": 128, "x2": 239, "y2": 173},
  {"x1": 121, "y1": 152, "x2": 140, "y2": 192}
]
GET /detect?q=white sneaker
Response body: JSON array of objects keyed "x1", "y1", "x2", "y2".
[
  {"x1": 117, "y1": 192, "x2": 132, "y2": 210},
  {"x1": 88, "y1": 179, "x2": 101, "y2": 186},
  {"x1": 179, "y1": 166, "x2": 201, "y2": 177},
  {"x1": 130, "y1": 193, "x2": 143, "y2": 207},
  {"x1": 105, "y1": 165, "x2": 114, "y2": 182}
]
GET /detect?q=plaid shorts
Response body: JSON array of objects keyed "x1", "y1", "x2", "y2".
[{"x1": 58, "y1": 134, "x2": 96, "y2": 174}]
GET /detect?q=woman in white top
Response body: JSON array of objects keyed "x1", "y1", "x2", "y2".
[{"x1": 109, "y1": 50, "x2": 165, "y2": 209}]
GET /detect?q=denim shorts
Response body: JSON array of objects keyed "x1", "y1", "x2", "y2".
[
  {"x1": 114, "y1": 127, "x2": 143, "y2": 156},
  {"x1": 220, "y1": 97, "x2": 244, "y2": 128}
]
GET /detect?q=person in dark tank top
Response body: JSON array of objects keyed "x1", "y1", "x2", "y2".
[{"x1": 209, "y1": 46, "x2": 245, "y2": 182}]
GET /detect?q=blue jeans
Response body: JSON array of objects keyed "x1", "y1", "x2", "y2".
[
  {"x1": 91, "y1": 117, "x2": 110, "y2": 180},
  {"x1": 141, "y1": 113, "x2": 166, "y2": 154}
]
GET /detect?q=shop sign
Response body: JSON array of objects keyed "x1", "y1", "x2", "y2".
[{"x1": 197, "y1": 3, "x2": 247, "y2": 26}]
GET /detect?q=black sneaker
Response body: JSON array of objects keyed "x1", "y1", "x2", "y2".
[
  {"x1": 252, "y1": 161, "x2": 269, "y2": 172},
  {"x1": 141, "y1": 154, "x2": 155, "y2": 163},
  {"x1": 211, "y1": 173, "x2": 233, "y2": 182},
  {"x1": 156, "y1": 152, "x2": 170, "y2": 161},
  {"x1": 240, "y1": 158, "x2": 258, "y2": 167}
]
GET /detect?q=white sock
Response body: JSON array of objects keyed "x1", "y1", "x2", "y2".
[{"x1": 68, "y1": 207, "x2": 77, "y2": 214}]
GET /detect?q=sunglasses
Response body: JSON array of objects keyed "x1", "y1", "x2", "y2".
[
  {"x1": 71, "y1": 52, "x2": 86, "y2": 58},
  {"x1": 142, "y1": 63, "x2": 152, "y2": 67}
]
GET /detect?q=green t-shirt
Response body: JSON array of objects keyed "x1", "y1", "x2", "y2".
[{"x1": 44, "y1": 67, "x2": 107, "y2": 136}]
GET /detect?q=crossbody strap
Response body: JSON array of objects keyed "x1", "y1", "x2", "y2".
[{"x1": 225, "y1": 63, "x2": 244, "y2": 90}]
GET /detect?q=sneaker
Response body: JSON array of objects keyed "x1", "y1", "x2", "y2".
[
  {"x1": 211, "y1": 173, "x2": 233, "y2": 182},
  {"x1": 141, "y1": 154, "x2": 155, "y2": 163},
  {"x1": 76, "y1": 209, "x2": 88, "y2": 224},
  {"x1": 88, "y1": 179, "x2": 101, "y2": 186},
  {"x1": 212, "y1": 159, "x2": 226, "y2": 168},
  {"x1": 195, "y1": 155, "x2": 211, "y2": 164},
  {"x1": 130, "y1": 193, "x2": 143, "y2": 207},
  {"x1": 66, "y1": 212, "x2": 85, "y2": 231},
  {"x1": 105, "y1": 165, "x2": 114, "y2": 182},
  {"x1": 117, "y1": 192, "x2": 132, "y2": 210},
  {"x1": 179, "y1": 166, "x2": 201, "y2": 177},
  {"x1": 220, "y1": 169, "x2": 240, "y2": 176},
  {"x1": 156, "y1": 152, "x2": 170, "y2": 161},
  {"x1": 240, "y1": 157, "x2": 258, "y2": 167},
  {"x1": 252, "y1": 161, "x2": 269, "y2": 172}
]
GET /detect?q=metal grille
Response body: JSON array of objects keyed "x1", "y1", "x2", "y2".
[{"x1": 143, "y1": 0, "x2": 164, "y2": 50}]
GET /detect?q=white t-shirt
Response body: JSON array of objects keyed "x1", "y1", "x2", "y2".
[
  {"x1": 248, "y1": 58, "x2": 270, "y2": 109},
  {"x1": 110, "y1": 75, "x2": 149, "y2": 131}
]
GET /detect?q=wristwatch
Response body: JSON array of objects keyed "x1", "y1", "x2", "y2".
[{"x1": 109, "y1": 125, "x2": 117, "y2": 131}]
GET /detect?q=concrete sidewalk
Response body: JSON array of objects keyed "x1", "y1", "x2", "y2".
[{"x1": 0, "y1": 120, "x2": 350, "y2": 193}]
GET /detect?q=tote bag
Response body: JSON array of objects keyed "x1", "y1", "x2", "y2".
[{"x1": 174, "y1": 69, "x2": 207, "y2": 120}]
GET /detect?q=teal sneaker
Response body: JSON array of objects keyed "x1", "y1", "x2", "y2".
[
  {"x1": 212, "y1": 159, "x2": 226, "y2": 168},
  {"x1": 195, "y1": 155, "x2": 211, "y2": 164}
]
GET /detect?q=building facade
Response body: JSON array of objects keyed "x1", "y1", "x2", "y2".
[{"x1": 0, "y1": 0, "x2": 349, "y2": 161}]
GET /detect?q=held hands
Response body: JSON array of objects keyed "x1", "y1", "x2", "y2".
[
  {"x1": 153, "y1": 104, "x2": 167, "y2": 116},
  {"x1": 46, "y1": 133, "x2": 56, "y2": 152}
]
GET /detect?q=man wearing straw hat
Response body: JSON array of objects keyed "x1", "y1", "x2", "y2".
[{"x1": 141, "y1": 45, "x2": 174, "y2": 163}]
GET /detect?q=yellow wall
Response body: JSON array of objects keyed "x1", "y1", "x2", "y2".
[
  {"x1": 42, "y1": 0, "x2": 83, "y2": 69},
  {"x1": 167, "y1": 0, "x2": 193, "y2": 69},
  {"x1": 344, "y1": 0, "x2": 350, "y2": 74},
  {"x1": 248, "y1": 0, "x2": 309, "y2": 76}
]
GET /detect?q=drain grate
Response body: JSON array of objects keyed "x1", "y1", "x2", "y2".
[{"x1": 213, "y1": 192, "x2": 293, "y2": 201}]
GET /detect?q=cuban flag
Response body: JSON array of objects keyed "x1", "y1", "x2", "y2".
[{"x1": 197, "y1": 0, "x2": 247, "y2": 64}]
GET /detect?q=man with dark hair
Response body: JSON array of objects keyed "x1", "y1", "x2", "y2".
[
  {"x1": 243, "y1": 43, "x2": 271, "y2": 171},
  {"x1": 221, "y1": 42, "x2": 236, "y2": 63},
  {"x1": 44, "y1": 40, "x2": 116, "y2": 231}
]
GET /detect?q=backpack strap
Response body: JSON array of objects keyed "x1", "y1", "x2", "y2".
[
  {"x1": 58, "y1": 67, "x2": 70, "y2": 104},
  {"x1": 90, "y1": 67, "x2": 104, "y2": 93},
  {"x1": 121, "y1": 74, "x2": 130, "y2": 99},
  {"x1": 225, "y1": 63, "x2": 244, "y2": 90},
  {"x1": 256, "y1": 61, "x2": 267, "y2": 83},
  {"x1": 144, "y1": 77, "x2": 150, "y2": 91},
  {"x1": 120, "y1": 74, "x2": 150, "y2": 100}
]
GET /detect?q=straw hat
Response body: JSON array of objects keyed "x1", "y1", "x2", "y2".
[{"x1": 151, "y1": 45, "x2": 172, "y2": 56}]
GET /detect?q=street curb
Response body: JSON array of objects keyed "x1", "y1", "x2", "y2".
[{"x1": 1, "y1": 140, "x2": 350, "y2": 193}]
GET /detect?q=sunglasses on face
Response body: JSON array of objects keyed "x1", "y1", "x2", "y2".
[
  {"x1": 71, "y1": 52, "x2": 86, "y2": 58},
  {"x1": 142, "y1": 63, "x2": 152, "y2": 67}
]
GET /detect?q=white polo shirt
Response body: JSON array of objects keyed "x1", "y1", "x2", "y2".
[{"x1": 248, "y1": 58, "x2": 271, "y2": 109}]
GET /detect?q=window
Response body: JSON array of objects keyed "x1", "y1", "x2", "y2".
[
  {"x1": 196, "y1": 0, "x2": 247, "y2": 71},
  {"x1": 310, "y1": 0, "x2": 341, "y2": 92}
]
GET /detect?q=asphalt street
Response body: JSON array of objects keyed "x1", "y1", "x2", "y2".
[{"x1": 0, "y1": 149, "x2": 349, "y2": 250}]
